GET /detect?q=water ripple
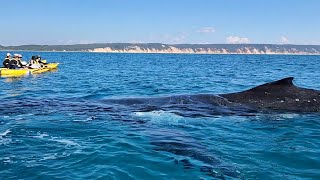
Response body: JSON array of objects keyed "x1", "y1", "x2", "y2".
[{"x1": 0, "y1": 52, "x2": 320, "y2": 179}]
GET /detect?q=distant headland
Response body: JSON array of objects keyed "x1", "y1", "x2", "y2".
[{"x1": 1, "y1": 43, "x2": 320, "y2": 55}]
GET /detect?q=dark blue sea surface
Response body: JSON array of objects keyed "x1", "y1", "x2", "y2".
[{"x1": 0, "y1": 52, "x2": 319, "y2": 179}]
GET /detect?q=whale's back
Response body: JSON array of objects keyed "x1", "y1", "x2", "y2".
[{"x1": 221, "y1": 77, "x2": 320, "y2": 112}]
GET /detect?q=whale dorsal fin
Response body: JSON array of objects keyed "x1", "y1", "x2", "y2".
[
  {"x1": 221, "y1": 77, "x2": 297, "y2": 101},
  {"x1": 246, "y1": 77, "x2": 295, "y2": 92},
  {"x1": 266, "y1": 77, "x2": 294, "y2": 86}
]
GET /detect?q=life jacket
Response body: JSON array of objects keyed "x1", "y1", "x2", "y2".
[
  {"x1": 29, "y1": 59, "x2": 39, "y2": 64},
  {"x1": 3, "y1": 58, "x2": 11, "y2": 68},
  {"x1": 8, "y1": 59, "x2": 18, "y2": 69}
]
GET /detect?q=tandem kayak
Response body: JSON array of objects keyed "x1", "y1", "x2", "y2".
[
  {"x1": 0, "y1": 68, "x2": 29, "y2": 77},
  {"x1": 0, "y1": 63, "x2": 59, "y2": 77}
]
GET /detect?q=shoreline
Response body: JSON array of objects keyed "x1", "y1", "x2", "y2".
[
  {"x1": 1, "y1": 43, "x2": 320, "y2": 55},
  {"x1": 1, "y1": 50, "x2": 320, "y2": 56}
]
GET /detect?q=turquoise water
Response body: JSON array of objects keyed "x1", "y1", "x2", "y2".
[{"x1": 0, "y1": 52, "x2": 320, "y2": 179}]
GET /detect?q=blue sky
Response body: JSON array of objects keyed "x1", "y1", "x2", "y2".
[{"x1": 1, "y1": 0, "x2": 319, "y2": 45}]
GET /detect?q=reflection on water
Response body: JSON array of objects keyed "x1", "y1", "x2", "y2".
[{"x1": 3, "y1": 76, "x2": 26, "y2": 83}]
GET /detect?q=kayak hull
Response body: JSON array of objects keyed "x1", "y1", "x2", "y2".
[
  {"x1": 0, "y1": 68, "x2": 29, "y2": 77},
  {"x1": 43, "y1": 63, "x2": 59, "y2": 69},
  {"x1": 30, "y1": 68, "x2": 50, "y2": 74},
  {"x1": 0, "y1": 63, "x2": 59, "y2": 77}
]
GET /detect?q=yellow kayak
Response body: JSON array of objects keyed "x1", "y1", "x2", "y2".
[
  {"x1": 43, "y1": 63, "x2": 59, "y2": 69},
  {"x1": 0, "y1": 63, "x2": 59, "y2": 77},
  {"x1": 30, "y1": 68, "x2": 50, "y2": 74},
  {"x1": 0, "y1": 68, "x2": 29, "y2": 77},
  {"x1": 30, "y1": 63, "x2": 59, "y2": 74}
]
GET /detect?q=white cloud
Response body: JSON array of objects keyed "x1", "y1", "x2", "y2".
[
  {"x1": 280, "y1": 36, "x2": 290, "y2": 44},
  {"x1": 226, "y1": 36, "x2": 250, "y2": 44},
  {"x1": 197, "y1": 27, "x2": 215, "y2": 33}
]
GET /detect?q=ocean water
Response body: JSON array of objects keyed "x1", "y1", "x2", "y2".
[{"x1": 0, "y1": 52, "x2": 319, "y2": 179}]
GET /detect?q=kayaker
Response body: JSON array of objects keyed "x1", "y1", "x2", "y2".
[
  {"x1": 2, "y1": 53, "x2": 12, "y2": 68},
  {"x1": 36, "y1": 55, "x2": 45, "y2": 64},
  {"x1": 29, "y1": 56, "x2": 41, "y2": 69},
  {"x1": 29, "y1": 56, "x2": 37, "y2": 64},
  {"x1": 8, "y1": 54, "x2": 19, "y2": 69},
  {"x1": 18, "y1": 54, "x2": 27, "y2": 68},
  {"x1": 16, "y1": 54, "x2": 23, "y2": 67}
]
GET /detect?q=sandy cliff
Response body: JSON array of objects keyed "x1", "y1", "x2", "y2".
[
  {"x1": 2, "y1": 43, "x2": 320, "y2": 54},
  {"x1": 88, "y1": 45, "x2": 320, "y2": 55}
]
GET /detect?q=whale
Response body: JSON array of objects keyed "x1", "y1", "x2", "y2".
[
  {"x1": 148, "y1": 128, "x2": 241, "y2": 179},
  {"x1": 1, "y1": 77, "x2": 317, "y2": 179},
  {"x1": 97, "y1": 77, "x2": 320, "y2": 179},
  {"x1": 221, "y1": 77, "x2": 320, "y2": 112},
  {"x1": 105, "y1": 77, "x2": 320, "y2": 116}
]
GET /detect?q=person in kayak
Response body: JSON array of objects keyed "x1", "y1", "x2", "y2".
[
  {"x1": 8, "y1": 54, "x2": 20, "y2": 69},
  {"x1": 2, "y1": 53, "x2": 12, "y2": 68},
  {"x1": 36, "y1": 55, "x2": 46, "y2": 64},
  {"x1": 28, "y1": 55, "x2": 41, "y2": 69},
  {"x1": 29, "y1": 56, "x2": 37, "y2": 64},
  {"x1": 18, "y1": 54, "x2": 27, "y2": 68},
  {"x1": 8, "y1": 54, "x2": 25, "y2": 69}
]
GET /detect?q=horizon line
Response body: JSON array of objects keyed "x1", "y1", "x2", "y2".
[{"x1": 1, "y1": 43, "x2": 320, "y2": 46}]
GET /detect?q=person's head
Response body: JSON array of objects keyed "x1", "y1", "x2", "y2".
[
  {"x1": 6, "y1": 53, "x2": 11, "y2": 58},
  {"x1": 31, "y1": 56, "x2": 36, "y2": 60},
  {"x1": 13, "y1": 54, "x2": 19, "y2": 59},
  {"x1": 18, "y1": 54, "x2": 22, "y2": 59}
]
